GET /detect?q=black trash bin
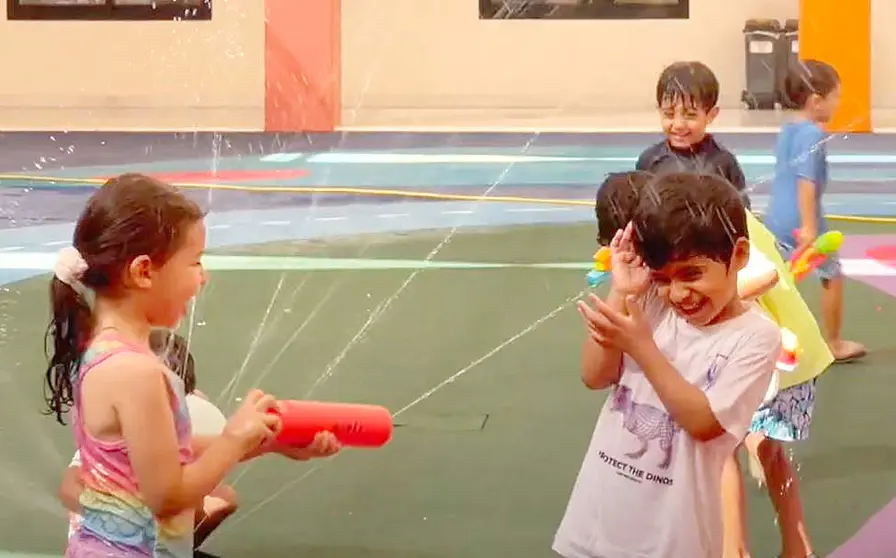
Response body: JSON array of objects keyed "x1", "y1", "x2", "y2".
[
  {"x1": 778, "y1": 19, "x2": 800, "y2": 109},
  {"x1": 741, "y1": 19, "x2": 782, "y2": 110}
]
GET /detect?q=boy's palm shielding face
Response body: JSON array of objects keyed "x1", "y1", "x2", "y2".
[
  {"x1": 609, "y1": 223, "x2": 650, "y2": 296},
  {"x1": 578, "y1": 293, "x2": 652, "y2": 356}
]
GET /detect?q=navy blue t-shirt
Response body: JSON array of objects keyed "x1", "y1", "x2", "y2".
[{"x1": 636, "y1": 135, "x2": 750, "y2": 208}]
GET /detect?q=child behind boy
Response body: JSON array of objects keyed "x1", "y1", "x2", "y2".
[
  {"x1": 637, "y1": 61, "x2": 750, "y2": 209},
  {"x1": 595, "y1": 171, "x2": 654, "y2": 246},
  {"x1": 555, "y1": 172, "x2": 780, "y2": 558}
]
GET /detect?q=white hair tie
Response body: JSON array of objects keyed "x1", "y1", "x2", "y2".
[{"x1": 54, "y1": 246, "x2": 88, "y2": 288}]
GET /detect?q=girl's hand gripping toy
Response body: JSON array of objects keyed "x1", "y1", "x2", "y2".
[
  {"x1": 586, "y1": 247, "x2": 612, "y2": 288},
  {"x1": 789, "y1": 230, "x2": 843, "y2": 281},
  {"x1": 271, "y1": 400, "x2": 393, "y2": 448}
]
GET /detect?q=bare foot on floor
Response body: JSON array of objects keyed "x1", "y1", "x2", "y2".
[{"x1": 830, "y1": 340, "x2": 866, "y2": 363}]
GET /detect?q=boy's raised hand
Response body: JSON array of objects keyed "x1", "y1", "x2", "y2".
[
  {"x1": 578, "y1": 293, "x2": 653, "y2": 358},
  {"x1": 609, "y1": 222, "x2": 650, "y2": 296}
]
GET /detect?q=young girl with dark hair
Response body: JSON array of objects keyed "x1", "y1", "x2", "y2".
[
  {"x1": 46, "y1": 174, "x2": 338, "y2": 558},
  {"x1": 60, "y1": 330, "x2": 268, "y2": 552}
]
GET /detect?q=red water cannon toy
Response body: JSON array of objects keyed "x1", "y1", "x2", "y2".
[{"x1": 271, "y1": 400, "x2": 394, "y2": 448}]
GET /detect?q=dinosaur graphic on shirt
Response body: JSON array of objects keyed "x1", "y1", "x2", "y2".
[
  {"x1": 610, "y1": 354, "x2": 728, "y2": 469},
  {"x1": 610, "y1": 385, "x2": 680, "y2": 469}
]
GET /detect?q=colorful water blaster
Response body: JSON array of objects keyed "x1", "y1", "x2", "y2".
[
  {"x1": 586, "y1": 246, "x2": 612, "y2": 288},
  {"x1": 789, "y1": 230, "x2": 843, "y2": 281}
]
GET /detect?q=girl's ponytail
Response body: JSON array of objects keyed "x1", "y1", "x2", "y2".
[
  {"x1": 44, "y1": 275, "x2": 93, "y2": 425},
  {"x1": 41, "y1": 173, "x2": 205, "y2": 425}
]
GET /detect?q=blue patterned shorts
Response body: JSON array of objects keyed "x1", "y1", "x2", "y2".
[
  {"x1": 749, "y1": 239, "x2": 826, "y2": 442},
  {"x1": 749, "y1": 379, "x2": 817, "y2": 441}
]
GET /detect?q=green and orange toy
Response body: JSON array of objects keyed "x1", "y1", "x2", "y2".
[
  {"x1": 586, "y1": 247, "x2": 612, "y2": 288},
  {"x1": 789, "y1": 230, "x2": 843, "y2": 281}
]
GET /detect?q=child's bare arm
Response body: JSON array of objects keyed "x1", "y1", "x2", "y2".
[
  {"x1": 580, "y1": 290, "x2": 627, "y2": 390},
  {"x1": 797, "y1": 178, "x2": 819, "y2": 240},
  {"x1": 190, "y1": 434, "x2": 217, "y2": 457},
  {"x1": 635, "y1": 325, "x2": 780, "y2": 442},
  {"x1": 738, "y1": 269, "x2": 778, "y2": 300},
  {"x1": 106, "y1": 354, "x2": 245, "y2": 517},
  {"x1": 581, "y1": 223, "x2": 651, "y2": 390},
  {"x1": 192, "y1": 434, "x2": 267, "y2": 463},
  {"x1": 581, "y1": 338, "x2": 622, "y2": 390},
  {"x1": 633, "y1": 345, "x2": 726, "y2": 441},
  {"x1": 59, "y1": 466, "x2": 83, "y2": 513}
]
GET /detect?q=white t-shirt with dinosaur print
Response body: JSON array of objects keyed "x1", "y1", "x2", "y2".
[{"x1": 554, "y1": 289, "x2": 780, "y2": 558}]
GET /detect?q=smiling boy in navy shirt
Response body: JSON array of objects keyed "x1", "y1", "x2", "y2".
[{"x1": 637, "y1": 61, "x2": 750, "y2": 209}]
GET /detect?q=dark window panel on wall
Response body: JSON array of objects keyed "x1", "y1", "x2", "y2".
[
  {"x1": 8, "y1": 0, "x2": 212, "y2": 21},
  {"x1": 479, "y1": 0, "x2": 688, "y2": 20}
]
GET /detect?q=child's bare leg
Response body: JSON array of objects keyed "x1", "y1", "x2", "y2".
[
  {"x1": 194, "y1": 485, "x2": 239, "y2": 549},
  {"x1": 721, "y1": 449, "x2": 751, "y2": 558},
  {"x1": 820, "y1": 273, "x2": 864, "y2": 361},
  {"x1": 745, "y1": 434, "x2": 812, "y2": 558}
]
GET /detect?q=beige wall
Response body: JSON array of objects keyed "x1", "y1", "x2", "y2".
[
  {"x1": 872, "y1": 0, "x2": 896, "y2": 108},
  {"x1": 0, "y1": 0, "x2": 892, "y2": 131},
  {"x1": 0, "y1": 0, "x2": 264, "y2": 131},
  {"x1": 343, "y1": 0, "x2": 896, "y2": 113}
]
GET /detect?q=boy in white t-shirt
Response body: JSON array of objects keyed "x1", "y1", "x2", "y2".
[{"x1": 555, "y1": 172, "x2": 781, "y2": 558}]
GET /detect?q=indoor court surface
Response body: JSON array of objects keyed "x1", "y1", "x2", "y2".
[{"x1": 1, "y1": 132, "x2": 896, "y2": 557}]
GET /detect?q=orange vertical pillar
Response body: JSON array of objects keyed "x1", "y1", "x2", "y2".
[
  {"x1": 799, "y1": 0, "x2": 871, "y2": 132},
  {"x1": 264, "y1": 0, "x2": 341, "y2": 132}
]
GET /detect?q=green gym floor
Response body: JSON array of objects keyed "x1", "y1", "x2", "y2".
[{"x1": 1, "y1": 220, "x2": 895, "y2": 558}]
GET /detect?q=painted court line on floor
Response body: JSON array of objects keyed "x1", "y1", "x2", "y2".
[
  {"x1": 301, "y1": 152, "x2": 896, "y2": 166},
  {"x1": 0, "y1": 252, "x2": 890, "y2": 275},
  {"x1": 1, "y1": 192, "x2": 896, "y2": 256}
]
